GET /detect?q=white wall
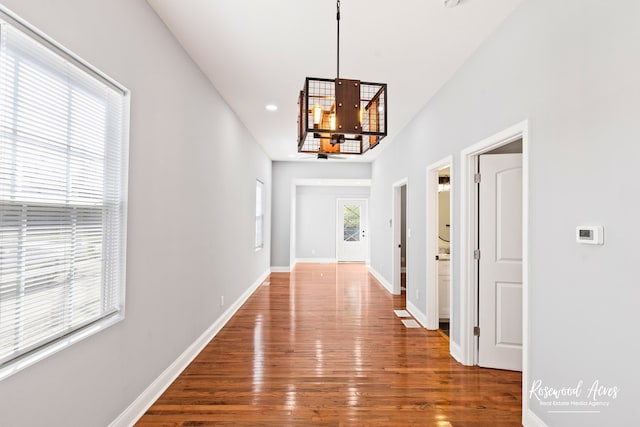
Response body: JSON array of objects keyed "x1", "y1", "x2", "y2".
[
  {"x1": 369, "y1": 0, "x2": 640, "y2": 424},
  {"x1": 0, "y1": 1, "x2": 271, "y2": 426},
  {"x1": 296, "y1": 186, "x2": 370, "y2": 261},
  {"x1": 271, "y1": 161, "x2": 371, "y2": 269}
]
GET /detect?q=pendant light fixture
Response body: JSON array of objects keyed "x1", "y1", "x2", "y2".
[
  {"x1": 297, "y1": 0, "x2": 387, "y2": 156},
  {"x1": 438, "y1": 176, "x2": 451, "y2": 192}
]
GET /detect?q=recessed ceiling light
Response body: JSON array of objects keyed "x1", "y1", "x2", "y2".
[
  {"x1": 265, "y1": 104, "x2": 278, "y2": 111},
  {"x1": 444, "y1": 0, "x2": 460, "y2": 7}
]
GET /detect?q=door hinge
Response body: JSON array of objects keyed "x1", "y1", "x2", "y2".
[
  {"x1": 473, "y1": 249, "x2": 481, "y2": 260},
  {"x1": 474, "y1": 173, "x2": 481, "y2": 183},
  {"x1": 474, "y1": 326, "x2": 480, "y2": 337}
]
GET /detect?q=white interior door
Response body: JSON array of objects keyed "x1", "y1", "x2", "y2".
[
  {"x1": 478, "y1": 153, "x2": 523, "y2": 371},
  {"x1": 336, "y1": 199, "x2": 368, "y2": 262}
]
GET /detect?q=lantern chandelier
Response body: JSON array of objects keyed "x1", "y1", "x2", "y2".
[{"x1": 297, "y1": 0, "x2": 387, "y2": 157}]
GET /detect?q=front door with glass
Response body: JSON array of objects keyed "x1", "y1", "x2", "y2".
[{"x1": 336, "y1": 199, "x2": 368, "y2": 262}]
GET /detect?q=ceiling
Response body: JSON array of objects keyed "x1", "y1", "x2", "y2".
[{"x1": 147, "y1": 0, "x2": 523, "y2": 162}]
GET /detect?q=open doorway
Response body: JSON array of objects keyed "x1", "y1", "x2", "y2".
[
  {"x1": 426, "y1": 157, "x2": 453, "y2": 333},
  {"x1": 437, "y1": 168, "x2": 451, "y2": 336},
  {"x1": 392, "y1": 178, "x2": 408, "y2": 304},
  {"x1": 400, "y1": 186, "x2": 407, "y2": 297}
]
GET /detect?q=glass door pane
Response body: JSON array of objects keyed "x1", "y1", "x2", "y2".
[{"x1": 343, "y1": 205, "x2": 360, "y2": 242}]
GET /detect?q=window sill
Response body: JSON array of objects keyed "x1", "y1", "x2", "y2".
[{"x1": 0, "y1": 312, "x2": 124, "y2": 381}]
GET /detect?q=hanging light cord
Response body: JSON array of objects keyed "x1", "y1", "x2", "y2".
[{"x1": 336, "y1": 0, "x2": 341, "y2": 78}]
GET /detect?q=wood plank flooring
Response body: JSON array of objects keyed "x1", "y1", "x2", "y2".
[{"x1": 137, "y1": 263, "x2": 522, "y2": 426}]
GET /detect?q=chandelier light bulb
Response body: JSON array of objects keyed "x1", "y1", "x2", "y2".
[{"x1": 313, "y1": 104, "x2": 323, "y2": 125}]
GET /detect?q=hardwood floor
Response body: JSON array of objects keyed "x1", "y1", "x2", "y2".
[{"x1": 137, "y1": 263, "x2": 522, "y2": 426}]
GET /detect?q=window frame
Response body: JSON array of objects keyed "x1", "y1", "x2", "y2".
[{"x1": 0, "y1": 6, "x2": 130, "y2": 380}]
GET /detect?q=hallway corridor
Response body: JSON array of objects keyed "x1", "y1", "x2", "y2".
[{"x1": 137, "y1": 263, "x2": 522, "y2": 426}]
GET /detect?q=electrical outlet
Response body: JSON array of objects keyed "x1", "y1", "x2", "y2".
[{"x1": 220, "y1": 295, "x2": 224, "y2": 307}]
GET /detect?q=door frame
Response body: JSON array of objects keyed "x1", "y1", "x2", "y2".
[
  {"x1": 459, "y1": 120, "x2": 529, "y2": 421},
  {"x1": 335, "y1": 198, "x2": 369, "y2": 262},
  {"x1": 288, "y1": 179, "x2": 371, "y2": 271},
  {"x1": 391, "y1": 178, "x2": 408, "y2": 295},
  {"x1": 425, "y1": 156, "x2": 453, "y2": 330}
]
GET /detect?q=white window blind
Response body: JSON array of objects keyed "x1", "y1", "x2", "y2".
[
  {"x1": 255, "y1": 180, "x2": 264, "y2": 249},
  {"x1": 0, "y1": 19, "x2": 128, "y2": 375}
]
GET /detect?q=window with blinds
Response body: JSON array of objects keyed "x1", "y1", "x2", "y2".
[
  {"x1": 0, "y1": 15, "x2": 129, "y2": 378},
  {"x1": 255, "y1": 180, "x2": 264, "y2": 250}
]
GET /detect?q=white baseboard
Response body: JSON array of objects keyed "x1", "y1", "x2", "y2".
[
  {"x1": 406, "y1": 301, "x2": 427, "y2": 329},
  {"x1": 295, "y1": 258, "x2": 337, "y2": 264},
  {"x1": 109, "y1": 269, "x2": 271, "y2": 427},
  {"x1": 524, "y1": 409, "x2": 548, "y2": 427},
  {"x1": 270, "y1": 266, "x2": 291, "y2": 273},
  {"x1": 450, "y1": 340, "x2": 463, "y2": 364},
  {"x1": 368, "y1": 266, "x2": 393, "y2": 294}
]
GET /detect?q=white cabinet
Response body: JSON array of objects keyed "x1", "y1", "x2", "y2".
[{"x1": 438, "y1": 259, "x2": 450, "y2": 320}]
